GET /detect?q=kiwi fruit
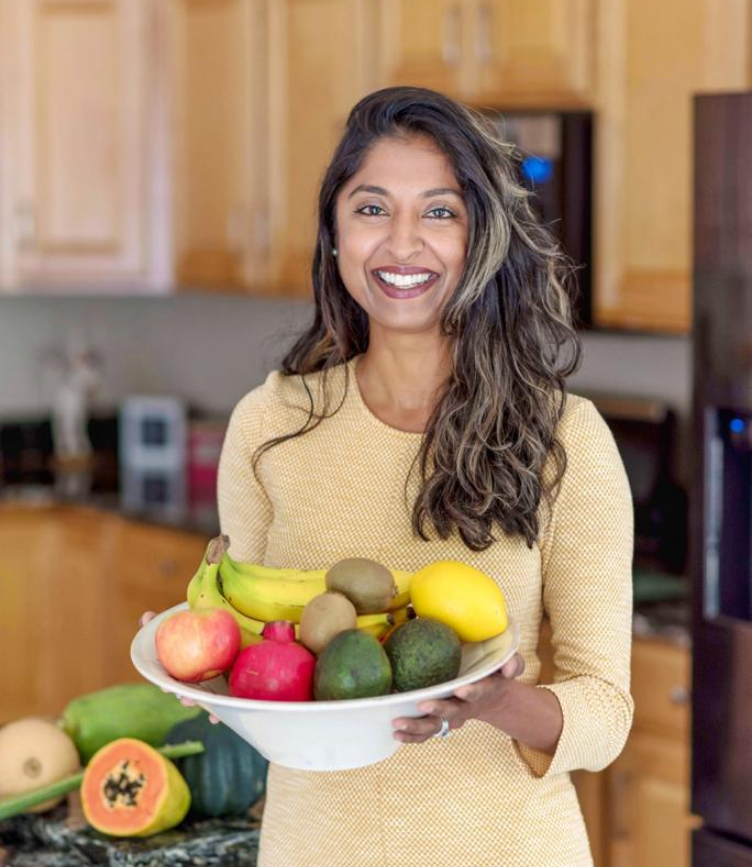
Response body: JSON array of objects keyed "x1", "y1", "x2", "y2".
[
  {"x1": 325, "y1": 558, "x2": 397, "y2": 614},
  {"x1": 298, "y1": 591, "x2": 357, "y2": 655}
]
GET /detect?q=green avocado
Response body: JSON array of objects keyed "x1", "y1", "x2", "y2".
[
  {"x1": 314, "y1": 630, "x2": 393, "y2": 700},
  {"x1": 384, "y1": 618, "x2": 462, "y2": 692}
]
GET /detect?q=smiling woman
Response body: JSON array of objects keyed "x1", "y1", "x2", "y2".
[{"x1": 216, "y1": 86, "x2": 634, "y2": 867}]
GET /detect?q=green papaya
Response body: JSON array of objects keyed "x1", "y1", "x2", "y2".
[{"x1": 61, "y1": 683, "x2": 201, "y2": 763}]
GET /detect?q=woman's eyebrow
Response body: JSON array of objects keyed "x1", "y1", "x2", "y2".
[{"x1": 347, "y1": 184, "x2": 463, "y2": 200}]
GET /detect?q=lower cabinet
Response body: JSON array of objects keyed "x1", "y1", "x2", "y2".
[
  {"x1": 539, "y1": 624, "x2": 695, "y2": 867},
  {"x1": 0, "y1": 505, "x2": 208, "y2": 723}
]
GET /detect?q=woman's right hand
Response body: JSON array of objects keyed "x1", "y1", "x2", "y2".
[{"x1": 138, "y1": 611, "x2": 220, "y2": 724}]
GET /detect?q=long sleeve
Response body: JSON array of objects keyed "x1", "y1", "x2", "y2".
[
  {"x1": 217, "y1": 384, "x2": 275, "y2": 563},
  {"x1": 516, "y1": 397, "x2": 635, "y2": 778}
]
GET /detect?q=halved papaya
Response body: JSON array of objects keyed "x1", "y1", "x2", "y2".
[{"x1": 81, "y1": 738, "x2": 190, "y2": 837}]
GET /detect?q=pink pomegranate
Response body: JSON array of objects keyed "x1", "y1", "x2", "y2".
[
  {"x1": 229, "y1": 620, "x2": 316, "y2": 701},
  {"x1": 156, "y1": 608, "x2": 241, "y2": 682}
]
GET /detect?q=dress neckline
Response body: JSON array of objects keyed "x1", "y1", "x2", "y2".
[{"x1": 347, "y1": 356, "x2": 426, "y2": 438}]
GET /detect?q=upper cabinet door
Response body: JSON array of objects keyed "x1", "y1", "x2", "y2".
[
  {"x1": 0, "y1": 0, "x2": 169, "y2": 292},
  {"x1": 168, "y1": 0, "x2": 269, "y2": 292},
  {"x1": 380, "y1": 0, "x2": 471, "y2": 99},
  {"x1": 265, "y1": 0, "x2": 382, "y2": 295},
  {"x1": 593, "y1": 0, "x2": 751, "y2": 333},
  {"x1": 469, "y1": 0, "x2": 594, "y2": 107},
  {"x1": 380, "y1": 0, "x2": 594, "y2": 107}
]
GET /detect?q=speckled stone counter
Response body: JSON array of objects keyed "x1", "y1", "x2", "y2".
[{"x1": 0, "y1": 804, "x2": 260, "y2": 867}]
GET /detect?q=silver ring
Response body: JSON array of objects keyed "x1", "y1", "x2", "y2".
[{"x1": 433, "y1": 715, "x2": 451, "y2": 739}]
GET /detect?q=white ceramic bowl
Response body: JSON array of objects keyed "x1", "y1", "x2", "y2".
[{"x1": 131, "y1": 602, "x2": 520, "y2": 772}]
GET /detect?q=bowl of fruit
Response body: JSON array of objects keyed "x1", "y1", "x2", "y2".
[{"x1": 131, "y1": 537, "x2": 519, "y2": 772}]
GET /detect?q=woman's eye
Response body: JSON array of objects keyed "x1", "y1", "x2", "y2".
[
  {"x1": 355, "y1": 204, "x2": 386, "y2": 217},
  {"x1": 426, "y1": 206, "x2": 456, "y2": 219}
]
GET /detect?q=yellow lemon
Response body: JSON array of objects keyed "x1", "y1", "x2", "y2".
[{"x1": 410, "y1": 560, "x2": 508, "y2": 642}]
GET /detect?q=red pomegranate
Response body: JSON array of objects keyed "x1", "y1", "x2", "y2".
[{"x1": 229, "y1": 620, "x2": 316, "y2": 701}]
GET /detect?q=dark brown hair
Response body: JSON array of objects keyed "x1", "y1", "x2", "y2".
[{"x1": 256, "y1": 86, "x2": 582, "y2": 551}]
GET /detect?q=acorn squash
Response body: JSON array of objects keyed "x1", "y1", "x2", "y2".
[{"x1": 165, "y1": 712, "x2": 267, "y2": 818}]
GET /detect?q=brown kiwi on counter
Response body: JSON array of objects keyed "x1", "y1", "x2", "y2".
[
  {"x1": 325, "y1": 558, "x2": 397, "y2": 614},
  {"x1": 298, "y1": 591, "x2": 358, "y2": 654}
]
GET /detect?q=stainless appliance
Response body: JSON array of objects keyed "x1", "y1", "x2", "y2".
[
  {"x1": 691, "y1": 91, "x2": 752, "y2": 865},
  {"x1": 119, "y1": 396, "x2": 187, "y2": 516}
]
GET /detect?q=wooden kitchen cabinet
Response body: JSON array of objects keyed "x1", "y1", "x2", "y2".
[
  {"x1": 171, "y1": 0, "x2": 382, "y2": 296},
  {"x1": 264, "y1": 0, "x2": 382, "y2": 294},
  {"x1": 105, "y1": 517, "x2": 208, "y2": 685},
  {"x1": 0, "y1": 506, "x2": 207, "y2": 723},
  {"x1": 538, "y1": 623, "x2": 694, "y2": 867},
  {"x1": 593, "y1": 0, "x2": 752, "y2": 333},
  {"x1": 0, "y1": 0, "x2": 171, "y2": 292},
  {"x1": 380, "y1": 0, "x2": 595, "y2": 108},
  {"x1": 0, "y1": 507, "x2": 115, "y2": 721},
  {"x1": 168, "y1": 0, "x2": 270, "y2": 291},
  {"x1": 607, "y1": 636, "x2": 698, "y2": 867}
]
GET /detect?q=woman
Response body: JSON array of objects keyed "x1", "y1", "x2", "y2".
[{"x1": 218, "y1": 86, "x2": 634, "y2": 866}]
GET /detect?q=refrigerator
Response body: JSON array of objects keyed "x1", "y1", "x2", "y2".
[{"x1": 691, "y1": 91, "x2": 752, "y2": 865}]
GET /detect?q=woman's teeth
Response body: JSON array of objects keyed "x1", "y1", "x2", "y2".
[{"x1": 376, "y1": 271, "x2": 435, "y2": 288}]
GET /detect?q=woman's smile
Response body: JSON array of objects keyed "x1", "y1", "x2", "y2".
[{"x1": 371, "y1": 266, "x2": 441, "y2": 299}]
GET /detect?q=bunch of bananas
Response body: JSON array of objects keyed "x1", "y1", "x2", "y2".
[{"x1": 187, "y1": 536, "x2": 412, "y2": 647}]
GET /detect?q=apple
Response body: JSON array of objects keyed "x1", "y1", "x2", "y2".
[{"x1": 155, "y1": 608, "x2": 241, "y2": 682}]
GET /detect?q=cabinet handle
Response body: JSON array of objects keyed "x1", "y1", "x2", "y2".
[
  {"x1": 670, "y1": 684, "x2": 690, "y2": 705},
  {"x1": 15, "y1": 202, "x2": 37, "y2": 249},
  {"x1": 476, "y1": 1, "x2": 494, "y2": 64},
  {"x1": 610, "y1": 769, "x2": 631, "y2": 840},
  {"x1": 442, "y1": 3, "x2": 462, "y2": 66}
]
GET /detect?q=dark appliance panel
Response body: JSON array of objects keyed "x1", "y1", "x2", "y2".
[
  {"x1": 694, "y1": 829, "x2": 752, "y2": 867},
  {"x1": 692, "y1": 90, "x2": 752, "y2": 861},
  {"x1": 484, "y1": 111, "x2": 593, "y2": 327}
]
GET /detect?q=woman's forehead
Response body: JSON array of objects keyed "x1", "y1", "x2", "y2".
[{"x1": 343, "y1": 135, "x2": 460, "y2": 196}]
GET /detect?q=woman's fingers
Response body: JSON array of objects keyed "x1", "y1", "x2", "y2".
[
  {"x1": 498, "y1": 652, "x2": 525, "y2": 679},
  {"x1": 393, "y1": 697, "x2": 467, "y2": 742},
  {"x1": 139, "y1": 611, "x2": 157, "y2": 627}
]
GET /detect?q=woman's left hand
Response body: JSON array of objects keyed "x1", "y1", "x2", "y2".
[{"x1": 391, "y1": 652, "x2": 525, "y2": 743}]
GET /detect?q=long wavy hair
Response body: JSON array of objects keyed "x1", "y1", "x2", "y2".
[{"x1": 256, "y1": 86, "x2": 582, "y2": 551}]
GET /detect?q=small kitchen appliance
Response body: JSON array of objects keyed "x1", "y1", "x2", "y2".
[{"x1": 119, "y1": 396, "x2": 187, "y2": 516}]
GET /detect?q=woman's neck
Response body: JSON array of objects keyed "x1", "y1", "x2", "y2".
[{"x1": 355, "y1": 337, "x2": 452, "y2": 433}]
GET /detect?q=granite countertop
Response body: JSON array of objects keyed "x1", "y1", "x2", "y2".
[{"x1": 0, "y1": 800, "x2": 261, "y2": 867}]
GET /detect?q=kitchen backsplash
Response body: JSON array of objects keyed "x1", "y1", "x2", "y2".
[{"x1": 0, "y1": 294, "x2": 692, "y2": 478}]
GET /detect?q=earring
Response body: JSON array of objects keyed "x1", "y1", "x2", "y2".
[{"x1": 332, "y1": 247, "x2": 338, "y2": 257}]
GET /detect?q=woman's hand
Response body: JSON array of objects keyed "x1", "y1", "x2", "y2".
[
  {"x1": 139, "y1": 611, "x2": 220, "y2": 725},
  {"x1": 391, "y1": 652, "x2": 525, "y2": 743}
]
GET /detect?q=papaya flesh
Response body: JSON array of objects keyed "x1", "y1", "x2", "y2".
[{"x1": 81, "y1": 738, "x2": 190, "y2": 837}]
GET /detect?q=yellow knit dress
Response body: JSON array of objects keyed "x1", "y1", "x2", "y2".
[{"x1": 217, "y1": 356, "x2": 634, "y2": 867}]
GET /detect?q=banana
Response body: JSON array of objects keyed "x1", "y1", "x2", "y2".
[
  {"x1": 219, "y1": 551, "x2": 412, "y2": 621},
  {"x1": 356, "y1": 606, "x2": 411, "y2": 639},
  {"x1": 220, "y1": 556, "x2": 323, "y2": 623},
  {"x1": 189, "y1": 538, "x2": 264, "y2": 647},
  {"x1": 185, "y1": 537, "x2": 225, "y2": 608}
]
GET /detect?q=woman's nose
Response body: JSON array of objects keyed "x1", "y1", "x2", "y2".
[{"x1": 386, "y1": 214, "x2": 424, "y2": 261}]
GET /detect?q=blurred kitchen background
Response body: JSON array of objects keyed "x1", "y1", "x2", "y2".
[{"x1": 2, "y1": 1, "x2": 751, "y2": 865}]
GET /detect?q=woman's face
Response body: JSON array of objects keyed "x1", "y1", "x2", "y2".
[{"x1": 334, "y1": 134, "x2": 469, "y2": 339}]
